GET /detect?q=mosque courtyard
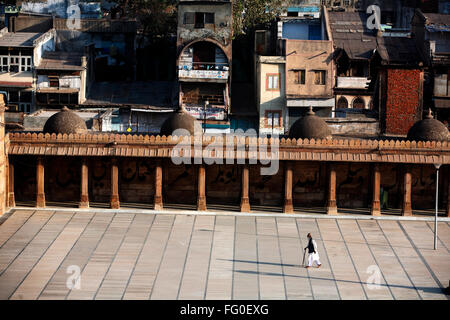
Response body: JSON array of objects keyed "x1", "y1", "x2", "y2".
[{"x1": 0, "y1": 208, "x2": 448, "y2": 300}]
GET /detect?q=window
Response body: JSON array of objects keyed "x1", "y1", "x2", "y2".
[
  {"x1": 1, "y1": 57, "x2": 7, "y2": 71},
  {"x1": 9, "y1": 91, "x2": 19, "y2": 103},
  {"x1": 195, "y1": 12, "x2": 204, "y2": 28},
  {"x1": 49, "y1": 75, "x2": 59, "y2": 88},
  {"x1": 21, "y1": 91, "x2": 32, "y2": 103},
  {"x1": 184, "y1": 12, "x2": 195, "y2": 24},
  {"x1": 434, "y1": 71, "x2": 450, "y2": 96},
  {"x1": 352, "y1": 97, "x2": 365, "y2": 109},
  {"x1": 9, "y1": 56, "x2": 19, "y2": 73},
  {"x1": 185, "y1": 12, "x2": 215, "y2": 28},
  {"x1": 205, "y1": 13, "x2": 214, "y2": 24},
  {"x1": 313, "y1": 70, "x2": 326, "y2": 85},
  {"x1": 7, "y1": 90, "x2": 32, "y2": 113},
  {"x1": 350, "y1": 62, "x2": 367, "y2": 77},
  {"x1": 266, "y1": 73, "x2": 280, "y2": 91},
  {"x1": 0, "y1": 55, "x2": 32, "y2": 72},
  {"x1": 291, "y1": 69, "x2": 305, "y2": 84},
  {"x1": 20, "y1": 57, "x2": 32, "y2": 72},
  {"x1": 265, "y1": 110, "x2": 282, "y2": 128}
]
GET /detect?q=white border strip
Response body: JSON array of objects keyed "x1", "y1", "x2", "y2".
[{"x1": 8, "y1": 206, "x2": 450, "y2": 222}]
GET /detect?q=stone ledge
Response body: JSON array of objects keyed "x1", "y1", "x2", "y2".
[{"x1": 10, "y1": 207, "x2": 450, "y2": 222}]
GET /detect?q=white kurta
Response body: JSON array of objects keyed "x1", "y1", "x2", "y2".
[{"x1": 307, "y1": 239, "x2": 321, "y2": 267}]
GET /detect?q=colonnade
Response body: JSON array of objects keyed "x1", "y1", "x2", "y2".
[{"x1": 7, "y1": 157, "x2": 450, "y2": 217}]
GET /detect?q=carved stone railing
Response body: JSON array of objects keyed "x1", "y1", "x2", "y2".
[{"x1": 7, "y1": 132, "x2": 450, "y2": 164}]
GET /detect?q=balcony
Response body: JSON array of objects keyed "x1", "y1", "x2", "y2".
[
  {"x1": 336, "y1": 77, "x2": 370, "y2": 89},
  {"x1": 178, "y1": 62, "x2": 229, "y2": 81}
]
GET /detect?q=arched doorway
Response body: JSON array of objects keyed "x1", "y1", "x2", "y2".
[{"x1": 337, "y1": 97, "x2": 348, "y2": 109}]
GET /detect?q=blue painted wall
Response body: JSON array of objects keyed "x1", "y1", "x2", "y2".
[{"x1": 282, "y1": 21, "x2": 322, "y2": 40}]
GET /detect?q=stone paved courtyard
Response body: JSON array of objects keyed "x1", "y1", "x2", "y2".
[{"x1": 0, "y1": 209, "x2": 449, "y2": 300}]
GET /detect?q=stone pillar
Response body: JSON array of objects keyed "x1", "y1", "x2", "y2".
[
  {"x1": 402, "y1": 166, "x2": 412, "y2": 216},
  {"x1": 240, "y1": 165, "x2": 250, "y2": 212},
  {"x1": 36, "y1": 157, "x2": 45, "y2": 208},
  {"x1": 283, "y1": 162, "x2": 294, "y2": 213},
  {"x1": 154, "y1": 160, "x2": 163, "y2": 210},
  {"x1": 197, "y1": 164, "x2": 206, "y2": 211},
  {"x1": 0, "y1": 99, "x2": 6, "y2": 214},
  {"x1": 8, "y1": 159, "x2": 15, "y2": 208},
  {"x1": 327, "y1": 163, "x2": 338, "y2": 215},
  {"x1": 79, "y1": 158, "x2": 89, "y2": 208},
  {"x1": 4, "y1": 158, "x2": 8, "y2": 208},
  {"x1": 371, "y1": 164, "x2": 381, "y2": 216},
  {"x1": 446, "y1": 167, "x2": 450, "y2": 218},
  {"x1": 110, "y1": 158, "x2": 120, "y2": 209}
]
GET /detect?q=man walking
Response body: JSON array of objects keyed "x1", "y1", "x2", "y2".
[{"x1": 304, "y1": 233, "x2": 321, "y2": 268}]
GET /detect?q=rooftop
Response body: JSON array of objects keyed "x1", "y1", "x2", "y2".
[
  {"x1": 376, "y1": 36, "x2": 424, "y2": 66},
  {"x1": 414, "y1": 10, "x2": 450, "y2": 32},
  {"x1": 36, "y1": 51, "x2": 85, "y2": 71},
  {"x1": 423, "y1": 12, "x2": 450, "y2": 27},
  {"x1": 53, "y1": 18, "x2": 137, "y2": 33},
  {"x1": 22, "y1": 108, "x2": 101, "y2": 132},
  {"x1": 27, "y1": 109, "x2": 100, "y2": 120},
  {"x1": 83, "y1": 81, "x2": 178, "y2": 110},
  {"x1": 0, "y1": 32, "x2": 43, "y2": 47},
  {"x1": 327, "y1": 11, "x2": 377, "y2": 60},
  {"x1": 0, "y1": 72, "x2": 33, "y2": 87}
]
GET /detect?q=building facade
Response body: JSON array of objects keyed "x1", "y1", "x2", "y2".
[
  {"x1": 255, "y1": 9, "x2": 335, "y2": 136},
  {"x1": 412, "y1": 9, "x2": 450, "y2": 125},
  {"x1": 326, "y1": 10, "x2": 376, "y2": 113},
  {"x1": 176, "y1": 0, "x2": 233, "y2": 134},
  {"x1": 0, "y1": 28, "x2": 56, "y2": 114},
  {"x1": 256, "y1": 55, "x2": 286, "y2": 135},
  {"x1": 35, "y1": 48, "x2": 93, "y2": 107},
  {"x1": 374, "y1": 36, "x2": 425, "y2": 136},
  {"x1": 283, "y1": 39, "x2": 335, "y2": 126}
]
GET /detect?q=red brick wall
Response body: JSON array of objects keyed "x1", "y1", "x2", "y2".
[{"x1": 385, "y1": 69, "x2": 422, "y2": 135}]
